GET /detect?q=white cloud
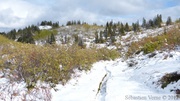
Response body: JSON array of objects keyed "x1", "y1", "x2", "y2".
[
  {"x1": 0, "y1": 0, "x2": 179, "y2": 31},
  {"x1": 140, "y1": 5, "x2": 180, "y2": 22},
  {"x1": 0, "y1": 0, "x2": 46, "y2": 28}
]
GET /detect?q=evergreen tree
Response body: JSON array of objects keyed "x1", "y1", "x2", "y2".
[
  {"x1": 117, "y1": 21, "x2": 120, "y2": 26},
  {"x1": 125, "y1": 22, "x2": 129, "y2": 32},
  {"x1": 112, "y1": 23, "x2": 117, "y2": 34},
  {"x1": 41, "y1": 21, "x2": 46, "y2": 26},
  {"x1": 47, "y1": 21, "x2": 52, "y2": 26},
  {"x1": 52, "y1": 22, "x2": 59, "y2": 28},
  {"x1": 95, "y1": 31, "x2": 99, "y2": 43},
  {"x1": 166, "y1": 16, "x2": 172, "y2": 26},
  {"x1": 142, "y1": 17, "x2": 146, "y2": 28},
  {"x1": 77, "y1": 20, "x2": 81, "y2": 25},
  {"x1": 50, "y1": 33, "x2": 55, "y2": 44},
  {"x1": 17, "y1": 29, "x2": 35, "y2": 44},
  {"x1": 120, "y1": 23, "x2": 125, "y2": 35},
  {"x1": 7, "y1": 29, "x2": 16, "y2": 40},
  {"x1": 157, "y1": 14, "x2": 162, "y2": 27},
  {"x1": 47, "y1": 33, "x2": 56, "y2": 44},
  {"x1": 109, "y1": 21, "x2": 113, "y2": 27},
  {"x1": 159, "y1": 14, "x2": 163, "y2": 23},
  {"x1": 153, "y1": 14, "x2": 162, "y2": 28},
  {"x1": 67, "y1": 21, "x2": 71, "y2": 26},
  {"x1": 132, "y1": 21, "x2": 140, "y2": 32},
  {"x1": 136, "y1": 21, "x2": 140, "y2": 31},
  {"x1": 107, "y1": 26, "x2": 112, "y2": 37},
  {"x1": 148, "y1": 19, "x2": 154, "y2": 28}
]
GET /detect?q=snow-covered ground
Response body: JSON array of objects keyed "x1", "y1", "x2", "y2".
[
  {"x1": 1, "y1": 49, "x2": 179, "y2": 100},
  {"x1": 51, "y1": 49, "x2": 180, "y2": 101},
  {"x1": 38, "y1": 25, "x2": 52, "y2": 30},
  {"x1": 1, "y1": 25, "x2": 180, "y2": 101}
]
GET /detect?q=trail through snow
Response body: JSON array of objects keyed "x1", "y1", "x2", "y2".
[
  {"x1": 51, "y1": 49, "x2": 180, "y2": 101},
  {"x1": 1, "y1": 50, "x2": 179, "y2": 101},
  {"x1": 97, "y1": 66, "x2": 112, "y2": 101},
  {"x1": 104, "y1": 59, "x2": 157, "y2": 101},
  {"x1": 52, "y1": 58, "x2": 166, "y2": 101}
]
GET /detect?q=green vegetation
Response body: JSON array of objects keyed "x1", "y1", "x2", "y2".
[
  {"x1": 0, "y1": 35, "x2": 119, "y2": 89},
  {"x1": 40, "y1": 21, "x2": 59, "y2": 28},
  {"x1": 127, "y1": 24, "x2": 180, "y2": 57},
  {"x1": 33, "y1": 29, "x2": 58, "y2": 40}
]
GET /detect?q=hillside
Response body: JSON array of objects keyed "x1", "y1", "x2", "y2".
[
  {"x1": 0, "y1": 18, "x2": 180, "y2": 101},
  {"x1": 34, "y1": 24, "x2": 104, "y2": 46},
  {"x1": 51, "y1": 23, "x2": 180, "y2": 101}
]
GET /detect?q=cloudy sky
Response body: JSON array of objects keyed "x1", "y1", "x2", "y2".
[{"x1": 0, "y1": 0, "x2": 180, "y2": 32}]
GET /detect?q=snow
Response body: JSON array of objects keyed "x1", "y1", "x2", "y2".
[
  {"x1": 51, "y1": 61, "x2": 108, "y2": 101},
  {"x1": 121, "y1": 25, "x2": 173, "y2": 46},
  {"x1": 1, "y1": 25, "x2": 180, "y2": 100},
  {"x1": 1, "y1": 50, "x2": 178, "y2": 100},
  {"x1": 51, "y1": 49, "x2": 180, "y2": 101},
  {"x1": 38, "y1": 25, "x2": 52, "y2": 30}
]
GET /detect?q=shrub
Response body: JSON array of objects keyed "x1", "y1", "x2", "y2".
[
  {"x1": 33, "y1": 29, "x2": 57, "y2": 40},
  {"x1": 127, "y1": 25, "x2": 180, "y2": 57},
  {"x1": 142, "y1": 41, "x2": 161, "y2": 54},
  {"x1": 0, "y1": 37, "x2": 120, "y2": 89},
  {"x1": 159, "y1": 72, "x2": 180, "y2": 89}
]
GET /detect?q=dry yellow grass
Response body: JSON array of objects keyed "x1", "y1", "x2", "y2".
[{"x1": 0, "y1": 35, "x2": 119, "y2": 89}]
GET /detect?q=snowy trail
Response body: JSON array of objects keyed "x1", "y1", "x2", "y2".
[
  {"x1": 104, "y1": 59, "x2": 157, "y2": 101},
  {"x1": 51, "y1": 52, "x2": 180, "y2": 101},
  {"x1": 94, "y1": 59, "x2": 162, "y2": 101},
  {"x1": 97, "y1": 66, "x2": 112, "y2": 101},
  {"x1": 51, "y1": 61, "x2": 108, "y2": 101},
  {"x1": 51, "y1": 59, "x2": 157, "y2": 101}
]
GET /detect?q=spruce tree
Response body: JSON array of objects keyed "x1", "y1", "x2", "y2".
[
  {"x1": 50, "y1": 33, "x2": 55, "y2": 44},
  {"x1": 120, "y1": 23, "x2": 125, "y2": 35},
  {"x1": 125, "y1": 22, "x2": 129, "y2": 32},
  {"x1": 157, "y1": 14, "x2": 162, "y2": 27},
  {"x1": 142, "y1": 17, "x2": 146, "y2": 28},
  {"x1": 149, "y1": 19, "x2": 154, "y2": 28},
  {"x1": 7, "y1": 29, "x2": 16, "y2": 40},
  {"x1": 17, "y1": 29, "x2": 35, "y2": 44},
  {"x1": 136, "y1": 21, "x2": 140, "y2": 31},
  {"x1": 166, "y1": 16, "x2": 172, "y2": 26}
]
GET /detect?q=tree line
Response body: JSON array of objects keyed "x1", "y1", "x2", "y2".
[
  {"x1": 95, "y1": 14, "x2": 177, "y2": 44},
  {"x1": 0, "y1": 20, "x2": 59, "y2": 44},
  {"x1": 39, "y1": 21, "x2": 59, "y2": 28},
  {"x1": 0, "y1": 15, "x2": 178, "y2": 45},
  {"x1": 66, "y1": 20, "x2": 87, "y2": 26}
]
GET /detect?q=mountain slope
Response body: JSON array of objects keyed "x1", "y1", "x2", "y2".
[
  {"x1": 51, "y1": 50, "x2": 180, "y2": 101},
  {"x1": 0, "y1": 22, "x2": 180, "y2": 100}
]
